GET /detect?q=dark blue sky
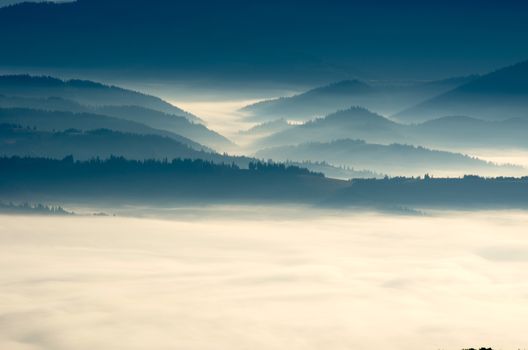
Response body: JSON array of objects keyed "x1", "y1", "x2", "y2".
[{"x1": 1, "y1": 0, "x2": 527, "y2": 83}]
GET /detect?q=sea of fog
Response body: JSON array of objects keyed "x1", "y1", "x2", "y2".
[{"x1": 1, "y1": 208, "x2": 528, "y2": 350}]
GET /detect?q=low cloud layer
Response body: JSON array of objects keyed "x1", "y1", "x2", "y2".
[{"x1": 1, "y1": 210, "x2": 528, "y2": 349}]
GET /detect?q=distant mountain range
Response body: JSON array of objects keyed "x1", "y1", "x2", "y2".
[
  {"x1": 253, "y1": 107, "x2": 528, "y2": 152},
  {"x1": 255, "y1": 139, "x2": 522, "y2": 177},
  {"x1": 0, "y1": 124, "x2": 222, "y2": 162},
  {"x1": 93, "y1": 105, "x2": 232, "y2": 150},
  {"x1": 412, "y1": 116, "x2": 528, "y2": 149},
  {"x1": 394, "y1": 61, "x2": 528, "y2": 122},
  {"x1": 283, "y1": 161, "x2": 382, "y2": 180},
  {"x1": 242, "y1": 60, "x2": 528, "y2": 126},
  {"x1": 253, "y1": 107, "x2": 401, "y2": 148},
  {"x1": 241, "y1": 76, "x2": 476, "y2": 121},
  {"x1": 1, "y1": 123, "x2": 375, "y2": 180},
  {"x1": 0, "y1": 75, "x2": 235, "y2": 151},
  {"x1": 0, "y1": 75, "x2": 200, "y2": 121},
  {"x1": 238, "y1": 118, "x2": 291, "y2": 137},
  {"x1": 0, "y1": 108, "x2": 207, "y2": 151}
]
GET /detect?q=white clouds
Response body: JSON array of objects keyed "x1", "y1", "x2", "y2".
[{"x1": 1, "y1": 210, "x2": 528, "y2": 349}]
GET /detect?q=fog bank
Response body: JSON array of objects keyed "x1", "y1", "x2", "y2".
[{"x1": 1, "y1": 210, "x2": 528, "y2": 349}]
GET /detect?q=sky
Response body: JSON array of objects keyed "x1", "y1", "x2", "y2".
[{"x1": 1, "y1": 0, "x2": 528, "y2": 85}]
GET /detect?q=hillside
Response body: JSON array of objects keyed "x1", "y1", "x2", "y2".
[
  {"x1": 1, "y1": 124, "x2": 370, "y2": 179},
  {"x1": 0, "y1": 93, "x2": 233, "y2": 151},
  {"x1": 325, "y1": 176, "x2": 528, "y2": 209},
  {"x1": 238, "y1": 119, "x2": 291, "y2": 137},
  {"x1": 0, "y1": 75, "x2": 201, "y2": 122},
  {"x1": 0, "y1": 156, "x2": 344, "y2": 205},
  {"x1": 395, "y1": 61, "x2": 528, "y2": 122},
  {"x1": 94, "y1": 106, "x2": 233, "y2": 150},
  {"x1": 0, "y1": 108, "x2": 206, "y2": 150},
  {"x1": 0, "y1": 125, "x2": 212, "y2": 161},
  {"x1": 241, "y1": 77, "x2": 475, "y2": 121},
  {"x1": 255, "y1": 108, "x2": 528, "y2": 152},
  {"x1": 412, "y1": 116, "x2": 528, "y2": 149},
  {"x1": 2, "y1": 155, "x2": 528, "y2": 210},
  {"x1": 255, "y1": 139, "x2": 522, "y2": 177},
  {"x1": 254, "y1": 107, "x2": 404, "y2": 149}
]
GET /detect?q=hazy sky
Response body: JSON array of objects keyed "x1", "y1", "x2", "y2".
[{"x1": 1, "y1": 0, "x2": 528, "y2": 83}]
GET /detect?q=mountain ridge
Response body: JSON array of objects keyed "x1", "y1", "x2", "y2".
[
  {"x1": 0, "y1": 75, "x2": 202, "y2": 122},
  {"x1": 394, "y1": 60, "x2": 528, "y2": 122},
  {"x1": 241, "y1": 76, "x2": 476, "y2": 120},
  {"x1": 255, "y1": 139, "x2": 523, "y2": 177}
]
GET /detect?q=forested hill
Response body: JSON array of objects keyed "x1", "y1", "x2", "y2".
[
  {"x1": 325, "y1": 176, "x2": 528, "y2": 209},
  {"x1": 0, "y1": 156, "x2": 341, "y2": 205},
  {"x1": 1, "y1": 156, "x2": 528, "y2": 209}
]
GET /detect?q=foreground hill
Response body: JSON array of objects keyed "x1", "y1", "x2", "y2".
[
  {"x1": 0, "y1": 156, "x2": 342, "y2": 205},
  {"x1": 2, "y1": 156, "x2": 528, "y2": 210},
  {"x1": 255, "y1": 139, "x2": 522, "y2": 177},
  {"x1": 0, "y1": 202, "x2": 72, "y2": 216},
  {"x1": 395, "y1": 61, "x2": 528, "y2": 122},
  {"x1": 241, "y1": 77, "x2": 475, "y2": 121},
  {"x1": 325, "y1": 176, "x2": 528, "y2": 209}
]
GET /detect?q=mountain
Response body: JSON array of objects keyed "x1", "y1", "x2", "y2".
[
  {"x1": 0, "y1": 75, "x2": 201, "y2": 122},
  {"x1": 325, "y1": 176, "x2": 528, "y2": 209},
  {"x1": 94, "y1": 106, "x2": 233, "y2": 151},
  {"x1": 0, "y1": 75, "x2": 240, "y2": 150},
  {"x1": 0, "y1": 155, "x2": 345, "y2": 205},
  {"x1": 254, "y1": 107, "x2": 404, "y2": 149},
  {"x1": 238, "y1": 119, "x2": 291, "y2": 137},
  {"x1": 0, "y1": 108, "x2": 206, "y2": 150},
  {"x1": 411, "y1": 116, "x2": 528, "y2": 149},
  {"x1": 254, "y1": 107, "x2": 528, "y2": 152},
  {"x1": 0, "y1": 124, "x2": 213, "y2": 161},
  {"x1": 0, "y1": 92, "x2": 234, "y2": 151},
  {"x1": 395, "y1": 61, "x2": 528, "y2": 122},
  {"x1": 3, "y1": 155, "x2": 528, "y2": 210},
  {"x1": 1, "y1": 123, "x2": 369, "y2": 180},
  {"x1": 255, "y1": 139, "x2": 523, "y2": 177},
  {"x1": 283, "y1": 161, "x2": 382, "y2": 180},
  {"x1": 241, "y1": 77, "x2": 476, "y2": 121},
  {"x1": 241, "y1": 80, "x2": 372, "y2": 120},
  {"x1": 0, "y1": 94, "x2": 86, "y2": 112}
]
